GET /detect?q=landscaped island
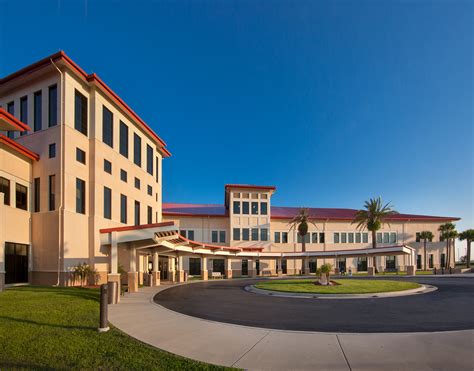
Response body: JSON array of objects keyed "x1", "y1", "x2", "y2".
[{"x1": 254, "y1": 279, "x2": 421, "y2": 294}]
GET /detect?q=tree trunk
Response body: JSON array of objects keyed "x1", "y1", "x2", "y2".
[
  {"x1": 423, "y1": 239, "x2": 427, "y2": 271},
  {"x1": 467, "y1": 240, "x2": 471, "y2": 269},
  {"x1": 445, "y1": 239, "x2": 449, "y2": 269},
  {"x1": 301, "y1": 235, "x2": 306, "y2": 275},
  {"x1": 447, "y1": 239, "x2": 452, "y2": 269},
  {"x1": 372, "y1": 230, "x2": 377, "y2": 270}
]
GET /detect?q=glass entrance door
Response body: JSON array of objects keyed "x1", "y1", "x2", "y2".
[
  {"x1": 189, "y1": 258, "x2": 201, "y2": 276},
  {"x1": 336, "y1": 258, "x2": 346, "y2": 273},
  {"x1": 159, "y1": 258, "x2": 168, "y2": 280},
  {"x1": 241, "y1": 259, "x2": 248, "y2": 276},
  {"x1": 5, "y1": 242, "x2": 29, "y2": 284},
  {"x1": 309, "y1": 258, "x2": 317, "y2": 273},
  {"x1": 256, "y1": 259, "x2": 260, "y2": 275},
  {"x1": 282, "y1": 259, "x2": 287, "y2": 274},
  {"x1": 212, "y1": 259, "x2": 225, "y2": 274}
]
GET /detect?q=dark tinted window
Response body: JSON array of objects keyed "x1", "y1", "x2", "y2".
[
  {"x1": 76, "y1": 148, "x2": 86, "y2": 164},
  {"x1": 261, "y1": 228, "x2": 268, "y2": 241},
  {"x1": 104, "y1": 159, "x2": 112, "y2": 174},
  {"x1": 34, "y1": 91, "x2": 42, "y2": 132},
  {"x1": 146, "y1": 144, "x2": 153, "y2": 175},
  {"x1": 104, "y1": 187, "x2": 112, "y2": 219},
  {"x1": 120, "y1": 169, "x2": 127, "y2": 182},
  {"x1": 74, "y1": 90, "x2": 88, "y2": 135},
  {"x1": 147, "y1": 185, "x2": 152, "y2": 196},
  {"x1": 134, "y1": 201, "x2": 140, "y2": 225},
  {"x1": 102, "y1": 106, "x2": 113, "y2": 147},
  {"x1": 0, "y1": 177, "x2": 10, "y2": 205},
  {"x1": 233, "y1": 201, "x2": 241, "y2": 214},
  {"x1": 34, "y1": 178, "x2": 40, "y2": 212},
  {"x1": 120, "y1": 194, "x2": 127, "y2": 224},
  {"x1": 242, "y1": 228, "x2": 250, "y2": 241},
  {"x1": 20, "y1": 96, "x2": 28, "y2": 136},
  {"x1": 49, "y1": 143, "x2": 56, "y2": 158},
  {"x1": 49, "y1": 175, "x2": 55, "y2": 211},
  {"x1": 133, "y1": 133, "x2": 141, "y2": 166},
  {"x1": 219, "y1": 231, "x2": 225, "y2": 243},
  {"x1": 76, "y1": 178, "x2": 86, "y2": 214},
  {"x1": 119, "y1": 121, "x2": 128, "y2": 157},
  {"x1": 6, "y1": 102, "x2": 14, "y2": 138},
  {"x1": 261, "y1": 202, "x2": 268, "y2": 215},
  {"x1": 251, "y1": 202, "x2": 258, "y2": 215},
  {"x1": 242, "y1": 202, "x2": 249, "y2": 214},
  {"x1": 212, "y1": 231, "x2": 218, "y2": 243},
  {"x1": 134, "y1": 177, "x2": 140, "y2": 189},
  {"x1": 233, "y1": 228, "x2": 240, "y2": 241},
  {"x1": 251, "y1": 228, "x2": 259, "y2": 241},
  {"x1": 15, "y1": 183, "x2": 27, "y2": 210},
  {"x1": 48, "y1": 84, "x2": 58, "y2": 127},
  {"x1": 147, "y1": 206, "x2": 152, "y2": 224}
]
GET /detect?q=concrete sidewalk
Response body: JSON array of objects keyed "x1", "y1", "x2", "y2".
[{"x1": 109, "y1": 285, "x2": 473, "y2": 370}]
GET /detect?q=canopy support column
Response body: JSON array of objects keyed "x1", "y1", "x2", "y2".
[
  {"x1": 177, "y1": 255, "x2": 185, "y2": 282},
  {"x1": 201, "y1": 256, "x2": 208, "y2": 280},
  {"x1": 107, "y1": 231, "x2": 120, "y2": 304},
  {"x1": 151, "y1": 251, "x2": 160, "y2": 286},
  {"x1": 127, "y1": 244, "x2": 138, "y2": 293},
  {"x1": 225, "y1": 257, "x2": 233, "y2": 279}
]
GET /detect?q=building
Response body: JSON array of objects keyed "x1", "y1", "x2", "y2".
[
  {"x1": 0, "y1": 51, "x2": 170, "y2": 290},
  {"x1": 0, "y1": 52, "x2": 461, "y2": 293},
  {"x1": 161, "y1": 184, "x2": 460, "y2": 276}
]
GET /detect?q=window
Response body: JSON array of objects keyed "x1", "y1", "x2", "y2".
[
  {"x1": 181, "y1": 230, "x2": 187, "y2": 238},
  {"x1": 377, "y1": 233, "x2": 383, "y2": 244},
  {"x1": 134, "y1": 177, "x2": 140, "y2": 189},
  {"x1": 49, "y1": 143, "x2": 56, "y2": 158},
  {"x1": 0, "y1": 177, "x2": 10, "y2": 205},
  {"x1": 219, "y1": 231, "x2": 225, "y2": 243},
  {"x1": 233, "y1": 201, "x2": 241, "y2": 214},
  {"x1": 429, "y1": 254, "x2": 434, "y2": 269},
  {"x1": 133, "y1": 133, "x2": 141, "y2": 166},
  {"x1": 102, "y1": 106, "x2": 113, "y2": 148},
  {"x1": 251, "y1": 202, "x2": 259, "y2": 215},
  {"x1": 212, "y1": 230, "x2": 218, "y2": 243},
  {"x1": 15, "y1": 183, "x2": 27, "y2": 210},
  {"x1": 312, "y1": 232, "x2": 318, "y2": 243},
  {"x1": 261, "y1": 228, "x2": 268, "y2": 241},
  {"x1": 104, "y1": 159, "x2": 112, "y2": 174},
  {"x1": 242, "y1": 228, "x2": 250, "y2": 241},
  {"x1": 390, "y1": 232, "x2": 397, "y2": 244},
  {"x1": 242, "y1": 201, "x2": 249, "y2": 214},
  {"x1": 120, "y1": 194, "x2": 127, "y2": 223},
  {"x1": 76, "y1": 178, "x2": 85, "y2": 214},
  {"x1": 415, "y1": 233, "x2": 421, "y2": 242},
  {"x1": 348, "y1": 233, "x2": 354, "y2": 243},
  {"x1": 274, "y1": 232, "x2": 281, "y2": 243},
  {"x1": 355, "y1": 233, "x2": 361, "y2": 243},
  {"x1": 76, "y1": 148, "x2": 86, "y2": 164},
  {"x1": 334, "y1": 233, "x2": 340, "y2": 243},
  {"x1": 261, "y1": 202, "x2": 268, "y2": 215},
  {"x1": 74, "y1": 90, "x2": 88, "y2": 136},
  {"x1": 120, "y1": 169, "x2": 127, "y2": 182},
  {"x1": 233, "y1": 228, "x2": 240, "y2": 241},
  {"x1": 362, "y1": 233, "x2": 368, "y2": 243},
  {"x1": 417, "y1": 255, "x2": 422, "y2": 270},
  {"x1": 440, "y1": 253, "x2": 445, "y2": 268},
  {"x1": 147, "y1": 185, "x2": 152, "y2": 196},
  {"x1": 48, "y1": 84, "x2": 58, "y2": 127},
  {"x1": 104, "y1": 187, "x2": 112, "y2": 219},
  {"x1": 146, "y1": 144, "x2": 153, "y2": 175},
  {"x1": 341, "y1": 233, "x2": 347, "y2": 243},
  {"x1": 20, "y1": 96, "x2": 28, "y2": 136},
  {"x1": 147, "y1": 206, "x2": 152, "y2": 224},
  {"x1": 119, "y1": 121, "x2": 129, "y2": 157},
  {"x1": 49, "y1": 175, "x2": 55, "y2": 210},
  {"x1": 282, "y1": 232, "x2": 288, "y2": 243},
  {"x1": 155, "y1": 157, "x2": 160, "y2": 183},
  {"x1": 319, "y1": 232, "x2": 325, "y2": 243},
  {"x1": 187, "y1": 230, "x2": 195, "y2": 240},
  {"x1": 251, "y1": 228, "x2": 259, "y2": 241},
  {"x1": 7, "y1": 102, "x2": 14, "y2": 138},
  {"x1": 386, "y1": 256, "x2": 396, "y2": 270},
  {"x1": 382, "y1": 232, "x2": 389, "y2": 244},
  {"x1": 34, "y1": 90, "x2": 42, "y2": 132},
  {"x1": 34, "y1": 178, "x2": 40, "y2": 212},
  {"x1": 134, "y1": 201, "x2": 140, "y2": 225},
  {"x1": 357, "y1": 257, "x2": 368, "y2": 271}
]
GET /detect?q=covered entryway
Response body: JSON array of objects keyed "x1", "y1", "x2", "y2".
[{"x1": 5, "y1": 242, "x2": 28, "y2": 284}]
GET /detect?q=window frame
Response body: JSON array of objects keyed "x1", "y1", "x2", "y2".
[
  {"x1": 102, "y1": 105, "x2": 114, "y2": 148},
  {"x1": 75, "y1": 178, "x2": 86, "y2": 214},
  {"x1": 104, "y1": 186, "x2": 112, "y2": 220},
  {"x1": 74, "y1": 89, "x2": 88, "y2": 136},
  {"x1": 34, "y1": 90, "x2": 42, "y2": 132}
]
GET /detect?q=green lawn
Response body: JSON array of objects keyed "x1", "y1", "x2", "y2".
[
  {"x1": 255, "y1": 279, "x2": 421, "y2": 294},
  {"x1": 0, "y1": 286, "x2": 230, "y2": 370}
]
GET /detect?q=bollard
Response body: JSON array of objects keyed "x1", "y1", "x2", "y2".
[{"x1": 98, "y1": 284, "x2": 110, "y2": 332}]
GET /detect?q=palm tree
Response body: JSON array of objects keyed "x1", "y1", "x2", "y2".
[
  {"x1": 352, "y1": 197, "x2": 398, "y2": 270},
  {"x1": 419, "y1": 231, "x2": 434, "y2": 271},
  {"x1": 438, "y1": 223, "x2": 457, "y2": 269},
  {"x1": 289, "y1": 208, "x2": 316, "y2": 275},
  {"x1": 459, "y1": 229, "x2": 474, "y2": 269}
]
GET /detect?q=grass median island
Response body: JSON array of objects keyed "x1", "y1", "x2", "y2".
[
  {"x1": 0, "y1": 286, "x2": 230, "y2": 370},
  {"x1": 254, "y1": 279, "x2": 422, "y2": 294}
]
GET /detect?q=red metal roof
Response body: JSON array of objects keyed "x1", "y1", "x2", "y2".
[
  {"x1": 162, "y1": 202, "x2": 460, "y2": 222},
  {"x1": 1, "y1": 51, "x2": 171, "y2": 157},
  {"x1": 0, "y1": 108, "x2": 32, "y2": 132},
  {"x1": 225, "y1": 184, "x2": 276, "y2": 191},
  {"x1": 0, "y1": 134, "x2": 39, "y2": 161},
  {"x1": 99, "y1": 221, "x2": 175, "y2": 234}
]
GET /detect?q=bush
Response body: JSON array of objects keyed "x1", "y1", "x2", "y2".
[{"x1": 72, "y1": 262, "x2": 98, "y2": 286}]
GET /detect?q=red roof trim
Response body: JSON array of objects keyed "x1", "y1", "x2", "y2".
[
  {"x1": 0, "y1": 108, "x2": 32, "y2": 132},
  {"x1": 1, "y1": 51, "x2": 170, "y2": 157},
  {"x1": 163, "y1": 212, "x2": 228, "y2": 218},
  {"x1": 0, "y1": 134, "x2": 39, "y2": 161},
  {"x1": 99, "y1": 221, "x2": 175, "y2": 234},
  {"x1": 270, "y1": 215, "x2": 461, "y2": 222},
  {"x1": 225, "y1": 184, "x2": 276, "y2": 191}
]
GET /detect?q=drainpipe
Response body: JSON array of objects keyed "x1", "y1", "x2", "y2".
[{"x1": 51, "y1": 58, "x2": 65, "y2": 287}]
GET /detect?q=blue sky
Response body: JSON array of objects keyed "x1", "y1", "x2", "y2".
[{"x1": 1, "y1": 1, "x2": 472, "y2": 250}]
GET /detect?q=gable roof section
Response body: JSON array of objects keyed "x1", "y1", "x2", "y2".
[
  {"x1": 162, "y1": 202, "x2": 460, "y2": 222},
  {"x1": 0, "y1": 134, "x2": 39, "y2": 161},
  {"x1": 1, "y1": 51, "x2": 171, "y2": 157},
  {"x1": 0, "y1": 108, "x2": 31, "y2": 132}
]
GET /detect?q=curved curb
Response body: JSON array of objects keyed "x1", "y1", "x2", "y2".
[{"x1": 245, "y1": 283, "x2": 438, "y2": 299}]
